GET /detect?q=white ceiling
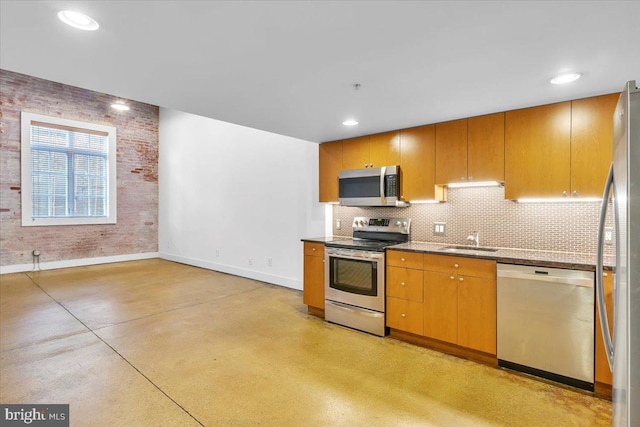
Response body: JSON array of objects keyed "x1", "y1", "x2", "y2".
[{"x1": 1, "y1": 1, "x2": 639, "y2": 143}]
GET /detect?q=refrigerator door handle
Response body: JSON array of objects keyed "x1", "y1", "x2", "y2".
[{"x1": 596, "y1": 162, "x2": 615, "y2": 371}]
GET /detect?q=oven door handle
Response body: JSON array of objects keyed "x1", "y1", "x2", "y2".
[{"x1": 325, "y1": 250, "x2": 384, "y2": 261}]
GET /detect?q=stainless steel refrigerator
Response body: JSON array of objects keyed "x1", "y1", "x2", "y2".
[{"x1": 596, "y1": 80, "x2": 639, "y2": 427}]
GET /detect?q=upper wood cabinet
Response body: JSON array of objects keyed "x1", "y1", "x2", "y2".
[
  {"x1": 318, "y1": 140, "x2": 342, "y2": 202},
  {"x1": 505, "y1": 102, "x2": 572, "y2": 199},
  {"x1": 570, "y1": 94, "x2": 619, "y2": 197},
  {"x1": 435, "y1": 119, "x2": 468, "y2": 184},
  {"x1": 505, "y1": 94, "x2": 617, "y2": 200},
  {"x1": 467, "y1": 112, "x2": 505, "y2": 182},
  {"x1": 341, "y1": 135, "x2": 370, "y2": 170},
  {"x1": 399, "y1": 125, "x2": 443, "y2": 201},
  {"x1": 342, "y1": 131, "x2": 400, "y2": 170},
  {"x1": 435, "y1": 113, "x2": 505, "y2": 185}
]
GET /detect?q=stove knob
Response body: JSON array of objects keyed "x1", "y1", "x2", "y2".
[
  {"x1": 402, "y1": 221, "x2": 408, "y2": 227},
  {"x1": 395, "y1": 221, "x2": 401, "y2": 227}
]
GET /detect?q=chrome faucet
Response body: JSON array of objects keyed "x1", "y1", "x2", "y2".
[{"x1": 467, "y1": 232, "x2": 480, "y2": 247}]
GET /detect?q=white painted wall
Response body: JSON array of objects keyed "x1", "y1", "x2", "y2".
[{"x1": 158, "y1": 108, "x2": 325, "y2": 290}]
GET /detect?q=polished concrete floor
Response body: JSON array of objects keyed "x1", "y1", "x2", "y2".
[{"x1": 1, "y1": 259, "x2": 611, "y2": 426}]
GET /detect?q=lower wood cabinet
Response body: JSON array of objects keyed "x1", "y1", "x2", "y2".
[
  {"x1": 423, "y1": 255, "x2": 497, "y2": 355},
  {"x1": 386, "y1": 250, "x2": 497, "y2": 357},
  {"x1": 387, "y1": 264, "x2": 424, "y2": 335},
  {"x1": 303, "y1": 242, "x2": 325, "y2": 310},
  {"x1": 386, "y1": 297, "x2": 424, "y2": 336}
]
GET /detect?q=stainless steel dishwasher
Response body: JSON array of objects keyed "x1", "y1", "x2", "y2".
[{"x1": 497, "y1": 264, "x2": 594, "y2": 390}]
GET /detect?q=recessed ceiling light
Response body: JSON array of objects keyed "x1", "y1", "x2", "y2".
[
  {"x1": 342, "y1": 119, "x2": 358, "y2": 126},
  {"x1": 111, "y1": 101, "x2": 130, "y2": 111},
  {"x1": 550, "y1": 73, "x2": 582, "y2": 85},
  {"x1": 58, "y1": 11, "x2": 99, "y2": 31}
]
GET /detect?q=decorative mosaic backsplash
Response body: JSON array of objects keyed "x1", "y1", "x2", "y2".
[{"x1": 333, "y1": 186, "x2": 615, "y2": 255}]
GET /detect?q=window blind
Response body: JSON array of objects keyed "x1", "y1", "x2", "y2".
[{"x1": 30, "y1": 124, "x2": 108, "y2": 218}]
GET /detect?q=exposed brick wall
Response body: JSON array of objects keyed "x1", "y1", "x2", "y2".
[{"x1": 0, "y1": 70, "x2": 158, "y2": 266}]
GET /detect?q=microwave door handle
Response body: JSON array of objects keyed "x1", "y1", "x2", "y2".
[
  {"x1": 596, "y1": 161, "x2": 615, "y2": 371},
  {"x1": 380, "y1": 166, "x2": 386, "y2": 205}
]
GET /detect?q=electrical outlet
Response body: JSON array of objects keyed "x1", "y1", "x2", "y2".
[
  {"x1": 268, "y1": 258, "x2": 273, "y2": 267},
  {"x1": 248, "y1": 258, "x2": 252, "y2": 266},
  {"x1": 433, "y1": 222, "x2": 446, "y2": 236},
  {"x1": 604, "y1": 227, "x2": 614, "y2": 245}
]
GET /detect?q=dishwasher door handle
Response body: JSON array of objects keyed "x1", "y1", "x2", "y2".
[{"x1": 497, "y1": 271, "x2": 593, "y2": 288}]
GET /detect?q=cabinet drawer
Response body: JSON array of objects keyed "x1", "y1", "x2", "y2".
[
  {"x1": 387, "y1": 267, "x2": 423, "y2": 302},
  {"x1": 387, "y1": 250, "x2": 423, "y2": 269},
  {"x1": 304, "y1": 242, "x2": 325, "y2": 257},
  {"x1": 424, "y1": 254, "x2": 496, "y2": 279},
  {"x1": 386, "y1": 297, "x2": 424, "y2": 335}
]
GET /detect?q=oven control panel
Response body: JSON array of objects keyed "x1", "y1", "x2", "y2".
[{"x1": 352, "y1": 217, "x2": 411, "y2": 234}]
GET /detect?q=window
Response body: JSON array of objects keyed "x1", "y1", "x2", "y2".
[{"x1": 21, "y1": 112, "x2": 117, "y2": 226}]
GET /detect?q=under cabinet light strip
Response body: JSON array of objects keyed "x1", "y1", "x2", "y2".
[
  {"x1": 447, "y1": 181, "x2": 502, "y2": 188},
  {"x1": 517, "y1": 197, "x2": 602, "y2": 203}
]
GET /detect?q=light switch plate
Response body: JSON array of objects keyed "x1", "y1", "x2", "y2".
[{"x1": 433, "y1": 222, "x2": 446, "y2": 236}]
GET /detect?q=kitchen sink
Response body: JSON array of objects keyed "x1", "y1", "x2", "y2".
[{"x1": 438, "y1": 245, "x2": 499, "y2": 253}]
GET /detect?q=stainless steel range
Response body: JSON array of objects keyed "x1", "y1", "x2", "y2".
[{"x1": 324, "y1": 217, "x2": 411, "y2": 336}]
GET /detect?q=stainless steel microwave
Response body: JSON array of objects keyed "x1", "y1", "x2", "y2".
[{"x1": 338, "y1": 165, "x2": 408, "y2": 207}]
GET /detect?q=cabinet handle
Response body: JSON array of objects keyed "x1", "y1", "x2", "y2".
[
  {"x1": 322, "y1": 259, "x2": 325, "y2": 263},
  {"x1": 562, "y1": 191, "x2": 568, "y2": 197},
  {"x1": 459, "y1": 277, "x2": 464, "y2": 282},
  {"x1": 461, "y1": 176, "x2": 466, "y2": 181},
  {"x1": 364, "y1": 164, "x2": 368, "y2": 168},
  {"x1": 573, "y1": 190, "x2": 578, "y2": 197},
  {"x1": 312, "y1": 248, "x2": 316, "y2": 251},
  {"x1": 370, "y1": 163, "x2": 373, "y2": 167},
  {"x1": 400, "y1": 282, "x2": 406, "y2": 286},
  {"x1": 468, "y1": 176, "x2": 473, "y2": 181},
  {"x1": 401, "y1": 257, "x2": 406, "y2": 262},
  {"x1": 401, "y1": 313, "x2": 406, "y2": 318},
  {"x1": 454, "y1": 263, "x2": 459, "y2": 268},
  {"x1": 450, "y1": 276, "x2": 455, "y2": 280}
]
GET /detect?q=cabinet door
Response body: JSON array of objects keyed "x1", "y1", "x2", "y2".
[
  {"x1": 369, "y1": 131, "x2": 400, "y2": 168},
  {"x1": 571, "y1": 94, "x2": 618, "y2": 197},
  {"x1": 505, "y1": 102, "x2": 571, "y2": 199},
  {"x1": 468, "y1": 112, "x2": 505, "y2": 182},
  {"x1": 387, "y1": 266, "x2": 424, "y2": 302},
  {"x1": 319, "y1": 140, "x2": 342, "y2": 202},
  {"x1": 423, "y1": 270, "x2": 457, "y2": 344},
  {"x1": 342, "y1": 136, "x2": 370, "y2": 170},
  {"x1": 400, "y1": 125, "x2": 437, "y2": 201},
  {"x1": 387, "y1": 297, "x2": 424, "y2": 335},
  {"x1": 303, "y1": 251, "x2": 325, "y2": 309},
  {"x1": 595, "y1": 272, "x2": 614, "y2": 386},
  {"x1": 435, "y1": 119, "x2": 468, "y2": 184},
  {"x1": 457, "y1": 275, "x2": 496, "y2": 355}
]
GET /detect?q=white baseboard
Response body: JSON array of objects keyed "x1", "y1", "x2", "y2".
[
  {"x1": 159, "y1": 252, "x2": 303, "y2": 291},
  {"x1": 0, "y1": 252, "x2": 160, "y2": 275}
]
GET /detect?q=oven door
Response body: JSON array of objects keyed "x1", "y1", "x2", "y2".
[{"x1": 325, "y1": 248, "x2": 385, "y2": 312}]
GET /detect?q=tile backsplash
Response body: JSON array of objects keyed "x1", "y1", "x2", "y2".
[{"x1": 333, "y1": 186, "x2": 614, "y2": 255}]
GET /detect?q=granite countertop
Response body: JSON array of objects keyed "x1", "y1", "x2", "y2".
[{"x1": 302, "y1": 237, "x2": 614, "y2": 271}]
